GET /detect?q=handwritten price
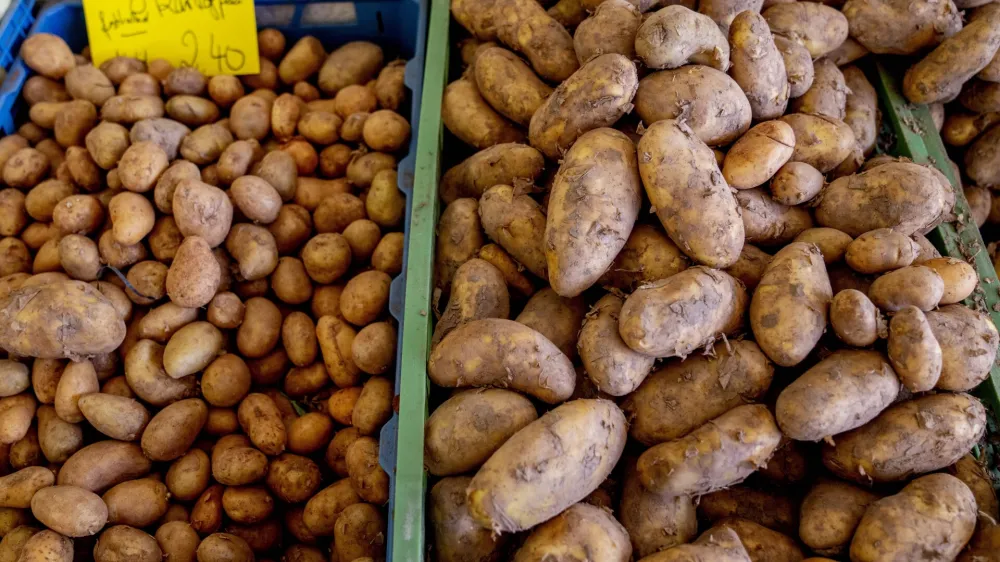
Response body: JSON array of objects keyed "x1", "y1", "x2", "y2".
[{"x1": 180, "y1": 30, "x2": 247, "y2": 73}]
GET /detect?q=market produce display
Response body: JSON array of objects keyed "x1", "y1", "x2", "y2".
[
  {"x1": 0, "y1": 25, "x2": 413, "y2": 562},
  {"x1": 426, "y1": 0, "x2": 1000, "y2": 560}
]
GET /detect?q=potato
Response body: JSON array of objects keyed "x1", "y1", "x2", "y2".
[
  {"x1": 620, "y1": 266, "x2": 746, "y2": 358},
  {"x1": 511, "y1": 291, "x2": 582, "y2": 362},
  {"x1": 0, "y1": 362, "x2": 28, "y2": 398},
  {"x1": 229, "y1": 96, "x2": 271, "y2": 141},
  {"x1": 429, "y1": 318, "x2": 575, "y2": 403},
  {"x1": 467, "y1": 399, "x2": 626, "y2": 532},
  {"x1": 361, "y1": 109, "x2": 410, "y2": 152},
  {"x1": 171, "y1": 179, "x2": 233, "y2": 248},
  {"x1": 336, "y1": 270, "x2": 389, "y2": 326},
  {"x1": 235, "y1": 297, "x2": 281, "y2": 359},
  {"x1": 52, "y1": 100, "x2": 96, "y2": 148},
  {"x1": 736, "y1": 188, "x2": 813, "y2": 245},
  {"x1": 190, "y1": 484, "x2": 224, "y2": 534},
  {"x1": 722, "y1": 122, "x2": 795, "y2": 190},
  {"x1": 430, "y1": 477, "x2": 506, "y2": 562},
  {"x1": 780, "y1": 113, "x2": 856, "y2": 173},
  {"x1": 844, "y1": 228, "x2": 923, "y2": 275},
  {"x1": 52, "y1": 359, "x2": 97, "y2": 424},
  {"x1": 926, "y1": 304, "x2": 999, "y2": 391},
  {"x1": 345, "y1": 437, "x2": 389, "y2": 504},
  {"x1": 0, "y1": 468, "x2": 53, "y2": 508},
  {"x1": 573, "y1": 0, "x2": 640, "y2": 63},
  {"x1": 141, "y1": 398, "x2": 207, "y2": 461},
  {"x1": 424, "y1": 389, "x2": 536, "y2": 476},
  {"x1": 867, "y1": 265, "x2": 944, "y2": 312},
  {"x1": 178, "y1": 123, "x2": 233, "y2": 165},
  {"x1": 118, "y1": 73, "x2": 160, "y2": 97},
  {"x1": 346, "y1": 151, "x2": 395, "y2": 188},
  {"x1": 599, "y1": 224, "x2": 689, "y2": 291},
  {"x1": 316, "y1": 316, "x2": 360, "y2": 388},
  {"x1": 529, "y1": 54, "x2": 637, "y2": 160},
  {"x1": 514, "y1": 502, "x2": 630, "y2": 562},
  {"x1": 165, "y1": 236, "x2": 221, "y2": 309},
  {"x1": 128, "y1": 118, "x2": 189, "y2": 162},
  {"x1": 637, "y1": 404, "x2": 781, "y2": 496},
  {"x1": 23, "y1": 76, "x2": 69, "y2": 105},
  {"x1": 100, "y1": 95, "x2": 165, "y2": 125},
  {"x1": 884, "y1": 305, "x2": 942, "y2": 393},
  {"x1": 843, "y1": 0, "x2": 960, "y2": 55},
  {"x1": 30, "y1": 485, "x2": 106, "y2": 537},
  {"x1": 2, "y1": 148, "x2": 49, "y2": 189},
  {"x1": 442, "y1": 78, "x2": 523, "y2": 150},
  {"x1": 56, "y1": 235, "x2": 99, "y2": 282},
  {"x1": 904, "y1": 11, "x2": 1000, "y2": 104},
  {"x1": 196, "y1": 533, "x2": 253, "y2": 562},
  {"x1": 698, "y1": 486, "x2": 798, "y2": 536},
  {"x1": 211, "y1": 440, "x2": 267, "y2": 487},
  {"x1": 331, "y1": 503, "x2": 385, "y2": 561},
  {"x1": 17, "y1": 531, "x2": 71, "y2": 562},
  {"x1": 163, "y1": 449, "x2": 211, "y2": 504},
  {"x1": 577, "y1": 294, "x2": 656, "y2": 396},
  {"x1": 791, "y1": 60, "x2": 848, "y2": 121},
  {"x1": 851, "y1": 473, "x2": 976, "y2": 562},
  {"x1": 103, "y1": 479, "x2": 169, "y2": 527},
  {"x1": 215, "y1": 140, "x2": 259, "y2": 185},
  {"x1": 154, "y1": 522, "x2": 199, "y2": 562},
  {"x1": 301, "y1": 478, "x2": 360, "y2": 536},
  {"x1": 644, "y1": 68, "x2": 752, "y2": 147},
  {"x1": 726, "y1": 14, "x2": 789, "y2": 122},
  {"x1": 828, "y1": 288, "x2": 882, "y2": 347},
  {"x1": 106, "y1": 192, "x2": 154, "y2": 247},
  {"x1": 20, "y1": 34, "x2": 74, "y2": 79},
  {"x1": 636, "y1": 6, "x2": 729, "y2": 70},
  {"x1": 0, "y1": 525, "x2": 39, "y2": 562},
  {"x1": 823, "y1": 392, "x2": 985, "y2": 484},
  {"x1": 262, "y1": 453, "x2": 321, "y2": 504},
  {"x1": 961, "y1": 80, "x2": 1000, "y2": 114},
  {"x1": 8, "y1": 426, "x2": 39, "y2": 470},
  {"x1": 613, "y1": 461, "x2": 695, "y2": 558},
  {"x1": 301, "y1": 233, "x2": 352, "y2": 285},
  {"x1": 220, "y1": 486, "x2": 273, "y2": 524},
  {"x1": 237, "y1": 393, "x2": 286, "y2": 455},
  {"x1": 641, "y1": 526, "x2": 751, "y2": 561},
  {"x1": 792, "y1": 479, "x2": 879, "y2": 557},
  {"x1": 947, "y1": 454, "x2": 999, "y2": 521},
  {"x1": 93, "y1": 526, "x2": 162, "y2": 562},
  {"x1": 0, "y1": 280, "x2": 125, "y2": 359},
  {"x1": 623, "y1": 340, "x2": 772, "y2": 445},
  {"x1": 711, "y1": 519, "x2": 804, "y2": 562},
  {"x1": 920, "y1": 257, "x2": 976, "y2": 304},
  {"x1": 777, "y1": 349, "x2": 898, "y2": 441},
  {"x1": 0, "y1": 194, "x2": 31, "y2": 240},
  {"x1": 472, "y1": 47, "x2": 552, "y2": 127}
]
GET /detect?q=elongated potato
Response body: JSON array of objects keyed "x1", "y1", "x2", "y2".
[
  {"x1": 635, "y1": 6, "x2": 729, "y2": 70},
  {"x1": 478, "y1": 243, "x2": 534, "y2": 296},
  {"x1": 850, "y1": 474, "x2": 976, "y2": 562},
  {"x1": 926, "y1": 304, "x2": 999, "y2": 391},
  {"x1": 774, "y1": 35, "x2": 814, "y2": 99},
  {"x1": 723, "y1": 121, "x2": 795, "y2": 189},
  {"x1": 619, "y1": 266, "x2": 747, "y2": 358},
  {"x1": 528, "y1": 54, "x2": 637, "y2": 160},
  {"x1": 620, "y1": 460, "x2": 697, "y2": 558},
  {"x1": 780, "y1": 113, "x2": 856, "y2": 173},
  {"x1": 466, "y1": 399, "x2": 626, "y2": 533},
  {"x1": 428, "y1": 319, "x2": 575, "y2": 403},
  {"x1": 622, "y1": 340, "x2": 772, "y2": 445},
  {"x1": 439, "y1": 143, "x2": 544, "y2": 204},
  {"x1": 635, "y1": 66, "x2": 751, "y2": 147},
  {"x1": 640, "y1": 527, "x2": 751, "y2": 562},
  {"x1": 816, "y1": 162, "x2": 951, "y2": 236},
  {"x1": 142, "y1": 398, "x2": 207, "y2": 461},
  {"x1": 845, "y1": 229, "x2": 922, "y2": 274},
  {"x1": 736, "y1": 188, "x2": 813, "y2": 245},
  {"x1": 434, "y1": 198, "x2": 485, "y2": 293},
  {"x1": 479, "y1": 184, "x2": 547, "y2": 278},
  {"x1": 424, "y1": 389, "x2": 536, "y2": 476},
  {"x1": 791, "y1": 59, "x2": 848, "y2": 120},
  {"x1": 515, "y1": 288, "x2": 585, "y2": 360},
  {"x1": 776, "y1": 350, "x2": 898, "y2": 441},
  {"x1": 728, "y1": 12, "x2": 788, "y2": 121},
  {"x1": 842, "y1": 66, "x2": 878, "y2": 157},
  {"x1": 512, "y1": 503, "x2": 631, "y2": 562},
  {"x1": 545, "y1": 128, "x2": 641, "y2": 297},
  {"x1": 578, "y1": 295, "x2": 655, "y2": 396},
  {"x1": 712, "y1": 519, "x2": 804, "y2": 562},
  {"x1": 887, "y1": 306, "x2": 942, "y2": 392},
  {"x1": 432, "y1": 259, "x2": 509, "y2": 347},
  {"x1": 750, "y1": 242, "x2": 831, "y2": 367},
  {"x1": 58, "y1": 441, "x2": 152, "y2": 492},
  {"x1": 638, "y1": 120, "x2": 744, "y2": 268},
  {"x1": 822, "y1": 392, "x2": 986, "y2": 484},
  {"x1": 903, "y1": 10, "x2": 1000, "y2": 104},
  {"x1": 599, "y1": 224, "x2": 689, "y2": 291},
  {"x1": 637, "y1": 404, "x2": 781, "y2": 496},
  {"x1": 31, "y1": 486, "x2": 107, "y2": 537},
  {"x1": 442, "y1": 78, "x2": 524, "y2": 150},
  {"x1": 868, "y1": 265, "x2": 944, "y2": 312},
  {"x1": 0, "y1": 468, "x2": 54, "y2": 508},
  {"x1": 429, "y1": 477, "x2": 506, "y2": 562},
  {"x1": 493, "y1": 0, "x2": 578, "y2": 82},
  {"x1": 473, "y1": 47, "x2": 552, "y2": 126},
  {"x1": 921, "y1": 257, "x2": 976, "y2": 304},
  {"x1": 763, "y1": 2, "x2": 848, "y2": 58},
  {"x1": 842, "y1": 0, "x2": 960, "y2": 55}
]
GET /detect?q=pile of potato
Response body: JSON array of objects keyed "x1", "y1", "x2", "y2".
[
  {"x1": 427, "y1": 0, "x2": 1000, "y2": 560},
  {"x1": 0, "y1": 24, "x2": 412, "y2": 562}
]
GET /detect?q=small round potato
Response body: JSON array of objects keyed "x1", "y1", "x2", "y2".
[
  {"x1": 21, "y1": 34, "x2": 74, "y2": 79},
  {"x1": 340, "y1": 270, "x2": 391, "y2": 326},
  {"x1": 230, "y1": 176, "x2": 282, "y2": 224}
]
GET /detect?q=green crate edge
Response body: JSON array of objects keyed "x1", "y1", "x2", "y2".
[
  {"x1": 391, "y1": 0, "x2": 448, "y2": 559},
  {"x1": 868, "y1": 60, "x2": 1000, "y2": 486}
]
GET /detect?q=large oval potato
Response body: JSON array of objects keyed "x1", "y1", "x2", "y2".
[
  {"x1": 636, "y1": 404, "x2": 782, "y2": 496},
  {"x1": 57, "y1": 441, "x2": 152, "y2": 492},
  {"x1": 887, "y1": 305, "x2": 942, "y2": 392},
  {"x1": 822, "y1": 392, "x2": 986, "y2": 484},
  {"x1": 903, "y1": 11, "x2": 1000, "y2": 105},
  {"x1": 845, "y1": 228, "x2": 923, "y2": 274},
  {"x1": 429, "y1": 476, "x2": 506, "y2": 562},
  {"x1": 467, "y1": 399, "x2": 626, "y2": 533},
  {"x1": 850, "y1": 473, "x2": 976, "y2": 562},
  {"x1": 439, "y1": 143, "x2": 544, "y2": 204},
  {"x1": 0, "y1": 467, "x2": 54, "y2": 508},
  {"x1": 545, "y1": 128, "x2": 641, "y2": 297},
  {"x1": 736, "y1": 188, "x2": 814, "y2": 246},
  {"x1": 30, "y1": 485, "x2": 107, "y2": 537},
  {"x1": 441, "y1": 78, "x2": 524, "y2": 150},
  {"x1": 775, "y1": 350, "x2": 899, "y2": 441},
  {"x1": 635, "y1": 5, "x2": 729, "y2": 70},
  {"x1": 424, "y1": 389, "x2": 537, "y2": 476},
  {"x1": 428, "y1": 319, "x2": 575, "y2": 403},
  {"x1": 619, "y1": 266, "x2": 746, "y2": 358},
  {"x1": 637, "y1": 119, "x2": 744, "y2": 268},
  {"x1": 599, "y1": 224, "x2": 689, "y2": 291},
  {"x1": 512, "y1": 502, "x2": 631, "y2": 562},
  {"x1": 750, "y1": 242, "x2": 832, "y2": 367},
  {"x1": 514, "y1": 288, "x2": 585, "y2": 360},
  {"x1": 623, "y1": 341, "x2": 771, "y2": 445},
  {"x1": 635, "y1": 66, "x2": 751, "y2": 147},
  {"x1": 723, "y1": 121, "x2": 795, "y2": 189},
  {"x1": 868, "y1": 265, "x2": 945, "y2": 312},
  {"x1": 842, "y1": 0, "x2": 960, "y2": 55},
  {"x1": 141, "y1": 398, "x2": 208, "y2": 461},
  {"x1": 473, "y1": 47, "x2": 552, "y2": 126},
  {"x1": 434, "y1": 199, "x2": 484, "y2": 288}
]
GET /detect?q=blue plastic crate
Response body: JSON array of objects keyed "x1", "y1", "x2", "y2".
[
  {"x1": 0, "y1": 0, "x2": 427, "y2": 557},
  {"x1": 0, "y1": 0, "x2": 34, "y2": 130}
]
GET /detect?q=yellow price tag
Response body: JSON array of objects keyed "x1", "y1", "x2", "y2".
[{"x1": 82, "y1": 0, "x2": 261, "y2": 76}]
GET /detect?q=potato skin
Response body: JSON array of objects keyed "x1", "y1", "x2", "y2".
[
  {"x1": 636, "y1": 404, "x2": 782, "y2": 496},
  {"x1": 845, "y1": 228, "x2": 922, "y2": 274},
  {"x1": 887, "y1": 306, "x2": 942, "y2": 392},
  {"x1": 474, "y1": 47, "x2": 552, "y2": 126},
  {"x1": 780, "y1": 113, "x2": 856, "y2": 173},
  {"x1": 776, "y1": 350, "x2": 899, "y2": 441},
  {"x1": 922, "y1": 257, "x2": 977, "y2": 304},
  {"x1": 736, "y1": 188, "x2": 813, "y2": 245},
  {"x1": 573, "y1": 0, "x2": 641, "y2": 63},
  {"x1": 699, "y1": 486, "x2": 798, "y2": 535},
  {"x1": 0, "y1": 467, "x2": 54, "y2": 508},
  {"x1": 946, "y1": 454, "x2": 999, "y2": 521},
  {"x1": 823, "y1": 392, "x2": 986, "y2": 484},
  {"x1": 723, "y1": 121, "x2": 795, "y2": 189},
  {"x1": 750, "y1": 242, "x2": 832, "y2": 367},
  {"x1": 31, "y1": 485, "x2": 107, "y2": 537},
  {"x1": 512, "y1": 502, "x2": 631, "y2": 562},
  {"x1": 599, "y1": 224, "x2": 689, "y2": 291},
  {"x1": 578, "y1": 295, "x2": 655, "y2": 397},
  {"x1": 545, "y1": 128, "x2": 641, "y2": 297},
  {"x1": 903, "y1": 11, "x2": 1000, "y2": 104},
  {"x1": 635, "y1": 66, "x2": 751, "y2": 147},
  {"x1": 431, "y1": 259, "x2": 509, "y2": 347},
  {"x1": 429, "y1": 477, "x2": 506, "y2": 562},
  {"x1": 467, "y1": 399, "x2": 626, "y2": 533},
  {"x1": 843, "y1": 0, "x2": 960, "y2": 55},
  {"x1": 429, "y1": 319, "x2": 574, "y2": 403},
  {"x1": 479, "y1": 184, "x2": 547, "y2": 278},
  {"x1": 728, "y1": 12, "x2": 788, "y2": 121},
  {"x1": 638, "y1": 120, "x2": 744, "y2": 267},
  {"x1": 851, "y1": 473, "x2": 976, "y2": 562},
  {"x1": 442, "y1": 78, "x2": 523, "y2": 150},
  {"x1": 141, "y1": 398, "x2": 207, "y2": 461},
  {"x1": 424, "y1": 389, "x2": 536, "y2": 477},
  {"x1": 58, "y1": 441, "x2": 152, "y2": 492},
  {"x1": 926, "y1": 304, "x2": 999, "y2": 391},
  {"x1": 799, "y1": 479, "x2": 879, "y2": 556},
  {"x1": 619, "y1": 266, "x2": 745, "y2": 359},
  {"x1": 966, "y1": 119, "x2": 1000, "y2": 187},
  {"x1": 763, "y1": 2, "x2": 848, "y2": 58},
  {"x1": 641, "y1": 527, "x2": 751, "y2": 561},
  {"x1": 17, "y1": 531, "x2": 72, "y2": 562},
  {"x1": 829, "y1": 288, "x2": 882, "y2": 347},
  {"x1": 868, "y1": 265, "x2": 944, "y2": 312},
  {"x1": 635, "y1": 6, "x2": 729, "y2": 71},
  {"x1": 493, "y1": 0, "x2": 578, "y2": 82},
  {"x1": 620, "y1": 460, "x2": 696, "y2": 558},
  {"x1": 440, "y1": 143, "x2": 544, "y2": 204},
  {"x1": 528, "y1": 54, "x2": 637, "y2": 160}
]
